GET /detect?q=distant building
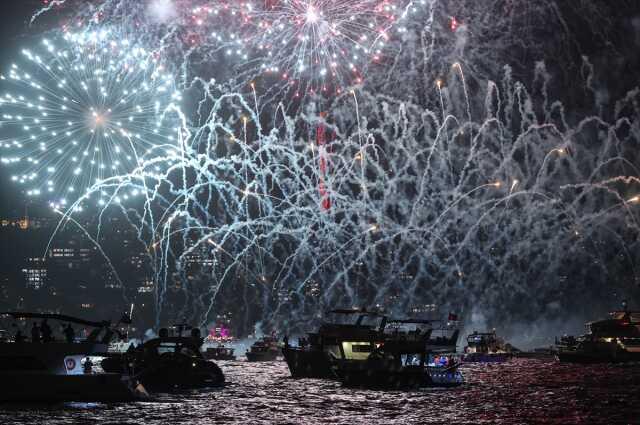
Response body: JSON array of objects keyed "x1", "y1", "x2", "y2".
[
  {"x1": 1, "y1": 216, "x2": 51, "y2": 230},
  {"x1": 137, "y1": 278, "x2": 154, "y2": 293},
  {"x1": 48, "y1": 246, "x2": 92, "y2": 270},
  {"x1": 22, "y1": 257, "x2": 47, "y2": 290}
]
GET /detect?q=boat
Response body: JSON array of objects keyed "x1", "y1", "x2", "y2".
[
  {"x1": 283, "y1": 308, "x2": 388, "y2": 378},
  {"x1": 513, "y1": 347, "x2": 556, "y2": 359},
  {"x1": 203, "y1": 343, "x2": 236, "y2": 361},
  {"x1": 0, "y1": 312, "x2": 146, "y2": 402},
  {"x1": 556, "y1": 307, "x2": 640, "y2": 363},
  {"x1": 246, "y1": 335, "x2": 281, "y2": 362},
  {"x1": 462, "y1": 330, "x2": 514, "y2": 362},
  {"x1": 332, "y1": 324, "x2": 464, "y2": 389},
  {"x1": 101, "y1": 327, "x2": 225, "y2": 391},
  {"x1": 282, "y1": 310, "x2": 461, "y2": 380}
]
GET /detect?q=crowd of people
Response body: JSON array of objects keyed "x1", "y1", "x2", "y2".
[{"x1": 12, "y1": 320, "x2": 76, "y2": 343}]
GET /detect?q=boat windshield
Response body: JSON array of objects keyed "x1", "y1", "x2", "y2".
[
  {"x1": 610, "y1": 311, "x2": 640, "y2": 323},
  {"x1": 467, "y1": 333, "x2": 496, "y2": 344}
]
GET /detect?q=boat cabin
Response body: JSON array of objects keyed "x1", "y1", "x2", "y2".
[{"x1": 466, "y1": 331, "x2": 505, "y2": 354}]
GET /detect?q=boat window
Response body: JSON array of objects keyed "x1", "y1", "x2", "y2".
[
  {"x1": 157, "y1": 343, "x2": 178, "y2": 354},
  {"x1": 342, "y1": 342, "x2": 373, "y2": 360},
  {"x1": 352, "y1": 344, "x2": 373, "y2": 353}
]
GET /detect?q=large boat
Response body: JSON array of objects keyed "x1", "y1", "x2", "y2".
[
  {"x1": 246, "y1": 335, "x2": 281, "y2": 362},
  {"x1": 332, "y1": 323, "x2": 464, "y2": 389},
  {"x1": 556, "y1": 308, "x2": 640, "y2": 363},
  {"x1": 101, "y1": 327, "x2": 225, "y2": 391},
  {"x1": 462, "y1": 330, "x2": 514, "y2": 362},
  {"x1": 283, "y1": 308, "x2": 387, "y2": 379},
  {"x1": 282, "y1": 309, "x2": 461, "y2": 380},
  {"x1": 0, "y1": 312, "x2": 145, "y2": 402}
]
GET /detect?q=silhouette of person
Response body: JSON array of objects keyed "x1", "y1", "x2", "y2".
[
  {"x1": 63, "y1": 324, "x2": 75, "y2": 343},
  {"x1": 83, "y1": 357, "x2": 93, "y2": 374},
  {"x1": 283, "y1": 335, "x2": 289, "y2": 348},
  {"x1": 31, "y1": 323, "x2": 41, "y2": 343},
  {"x1": 40, "y1": 319, "x2": 53, "y2": 343}
]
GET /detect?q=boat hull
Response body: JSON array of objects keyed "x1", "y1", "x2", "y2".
[
  {"x1": 102, "y1": 353, "x2": 225, "y2": 391},
  {"x1": 282, "y1": 347, "x2": 335, "y2": 379},
  {"x1": 462, "y1": 353, "x2": 511, "y2": 363},
  {"x1": 246, "y1": 351, "x2": 279, "y2": 362},
  {"x1": 557, "y1": 349, "x2": 640, "y2": 364},
  {"x1": 204, "y1": 354, "x2": 236, "y2": 361},
  {"x1": 0, "y1": 373, "x2": 140, "y2": 402},
  {"x1": 334, "y1": 361, "x2": 463, "y2": 390}
]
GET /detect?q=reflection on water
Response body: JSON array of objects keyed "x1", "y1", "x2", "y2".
[{"x1": 1, "y1": 359, "x2": 639, "y2": 424}]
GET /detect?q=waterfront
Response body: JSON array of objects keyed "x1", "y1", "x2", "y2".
[{"x1": 1, "y1": 359, "x2": 638, "y2": 424}]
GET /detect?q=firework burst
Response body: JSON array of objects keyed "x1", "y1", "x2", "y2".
[
  {"x1": 193, "y1": 0, "x2": 422, "y2": 94},
  {"x1": 0, "y1": 30, "x2": 183, "y2": 206}
]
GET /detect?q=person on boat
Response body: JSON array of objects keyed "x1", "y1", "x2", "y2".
[
  {"x1": 31, "y1": 323, "x2": 41, "y2": 343},
  {"x1": 83, "y1": 357, "x2": 93, "y2": 374},
  {"x1": 41, "y1": 319, "x2": 53, "y2": 343},
  {"x1": 63, "y1": 324, "x2": 75, "y2": 343},
  {"x1": 14, "y1": 330, "x2": 25, "y2": 343}
]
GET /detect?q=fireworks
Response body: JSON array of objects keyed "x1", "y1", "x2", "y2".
[
  {"x1": 148, "y1": 0, "x2": 179, "y2": 23},
  {"x1": 11, "y1": 0, "x2": 639, "y2": 330},
  {"x1": 0, "y1": 30, "x2": 182, "y2": 206},
  {"x1": 193, "y1": 0, "x2": 423, "y2": 93}
]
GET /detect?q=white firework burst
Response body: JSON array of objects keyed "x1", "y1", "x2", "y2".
[{"x1": 0, "y1": 30, "x2": 183, "y2": 206}]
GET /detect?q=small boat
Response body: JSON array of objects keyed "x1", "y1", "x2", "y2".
[
  {"x1": 513, "y1": 347, "x2": 556, "y2": 359},
  {"x1": 462, "y1": 331, "x2": 514, "y2": 362},
  {"x1": 101, "y1": 328, "x2": 225, "y2": 391},
  {"x1": 556, "y1": 306, "x2": 640, "y2": 363},
  {"x1": 0, "y1": 312, "x2": 146, "y2": 402},
  {"x1": 203, "y1": 344, "x2": 236, "y2": 361},
  {"x1": 246, "y1": 335, "x2": 280, "y2": 362}
]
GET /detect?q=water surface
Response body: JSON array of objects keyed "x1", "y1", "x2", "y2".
[{"x1": 1, "y1": 359, "x2": 638, "y2": 424}]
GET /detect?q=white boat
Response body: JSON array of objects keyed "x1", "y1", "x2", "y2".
[{"x1": 0, "y1": 312, "x2": 147, "y2": 402}]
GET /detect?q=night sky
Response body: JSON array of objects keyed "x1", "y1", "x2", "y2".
[
  {"x1": 0, "y1": 1, "x2": 639, "y2": 334},
  {"x1": 1, "y1": 3, "x2": 640, "y2": 421}
]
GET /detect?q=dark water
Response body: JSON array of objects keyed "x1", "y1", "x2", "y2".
[{"x1": 1, "y1": 359, "x2": 639, "y2": 424}]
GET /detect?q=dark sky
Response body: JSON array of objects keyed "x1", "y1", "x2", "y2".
[{"x1": 0, "y1": 2, "x2": 45, "y2": 62}]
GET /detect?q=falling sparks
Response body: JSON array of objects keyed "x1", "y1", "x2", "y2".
[{"x1": 2, "y1": 0, "x2": 637, "y2": 330}]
